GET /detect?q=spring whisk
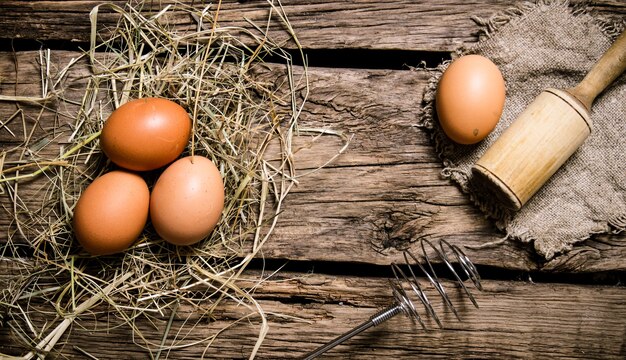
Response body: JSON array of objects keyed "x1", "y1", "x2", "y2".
[{"x1": 303, "y1": 239, "x2": 482, "y2": 359}]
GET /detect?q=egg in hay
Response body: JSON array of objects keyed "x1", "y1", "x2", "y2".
[
  {"x1": 436, "y1": 54, "x2": 506, "y2": 144},
  {"x1": 150, "y1": 155, "x2": 225, "y2": 246},
  {"x1": 100, "y1": 97, "x2": 192, "y2": 171},
  {"x1": 73, "y1": 170, "x2": 150, "y2": 255}
]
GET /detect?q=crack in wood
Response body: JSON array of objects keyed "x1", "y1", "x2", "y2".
[{"x1": 368, "y1": 207, "x2": 441, "y2": 253}]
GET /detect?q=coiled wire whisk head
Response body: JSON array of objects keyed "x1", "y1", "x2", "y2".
[{"x1": 303, "y1": 239, "x2": 482, "y2": 359}]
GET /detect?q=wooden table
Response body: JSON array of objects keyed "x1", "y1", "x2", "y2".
[{"x1": 1, "y1": 1, "x2": 625, "y2": 359}]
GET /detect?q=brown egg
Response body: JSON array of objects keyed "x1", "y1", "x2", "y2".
[
  {"x1": 100, "y1": 97, "x2": 191, "y2": 171},
  {"x1": 436, "y1": 54, "x2": 506, "y2": 144},
  {"x1": 73, "y1": 171, "x2": 150, "y2": 255},
  {"x1": 150, "y1": 156, "x2": 225, "y2": 246}
]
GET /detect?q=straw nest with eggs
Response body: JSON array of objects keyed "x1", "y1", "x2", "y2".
[{"x1": 0, "y1": 1, "x2": 347, "y2": 358}]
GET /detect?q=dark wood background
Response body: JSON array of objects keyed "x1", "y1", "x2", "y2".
[{"x1": 1, "y1": 1, "x2": 625, "y2": 359}]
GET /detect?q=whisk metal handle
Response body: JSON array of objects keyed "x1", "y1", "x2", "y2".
[{"x1": 303, "y1": 304, "x2": 403, "y2": 360}]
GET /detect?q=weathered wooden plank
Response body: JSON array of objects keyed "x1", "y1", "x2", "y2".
[
  {"x1": 0, "y1": 50, "x2": 91, "y2": 144},
  {"x1": 1, "y1": 3, "x2": 624, "y2": 359},
  {"x1": 1, "y1": 265, "x2": 625, "y2": 359},
  {"x1": 1, "y1": 1, "x2": 624, "y2": 52},
  {"x1": 2, "y1": 50, "x2": 625, "y2": 273}
]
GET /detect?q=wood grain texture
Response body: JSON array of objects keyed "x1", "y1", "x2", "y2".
[
  {"x1": 1, "y1": 50, "x2": 626, "y2": 274},
  {"x1": 1, "y1": 265, "x2": 625, "y2": 359},
  {"x1": 1, "y1": 2, "x2": 626, "y2": 358},
  {"x1": 0, "y1": 1, "x2": 624, "y2": 52}
]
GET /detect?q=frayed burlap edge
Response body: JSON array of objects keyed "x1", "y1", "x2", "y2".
[{"x1": 416, "y1": 0, "x2": 626, "y2": 258}]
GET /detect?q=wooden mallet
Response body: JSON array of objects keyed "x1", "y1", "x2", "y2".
[{"x1": 472, "y1": 30, "x2": 626, "y2": 211}]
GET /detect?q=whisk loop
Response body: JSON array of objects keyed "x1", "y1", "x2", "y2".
[{"x1": 303, "y1": 239, "x2": 482, "y2": 359}]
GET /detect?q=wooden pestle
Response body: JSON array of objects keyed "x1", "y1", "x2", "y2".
[{"x1": 472, "y1": 31, "x2": 626, "y2": 211}]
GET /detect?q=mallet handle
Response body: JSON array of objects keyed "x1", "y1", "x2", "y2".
[{"x1": 568, "y1": 31, "x2": 626, "y2": 110}]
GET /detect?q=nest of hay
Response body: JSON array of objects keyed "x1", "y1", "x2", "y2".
[{"x1": 0, "y1": 1, "x2": 343, "y2": 357}]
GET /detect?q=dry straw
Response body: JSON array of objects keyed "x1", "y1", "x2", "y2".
[{"x1": 0, "y1": 1, "x2": 346, "y2": 358}]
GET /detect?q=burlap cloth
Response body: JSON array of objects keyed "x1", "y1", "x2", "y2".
[{"x1": 418, "y1": 1, "x2": 626, "y2": 260}]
